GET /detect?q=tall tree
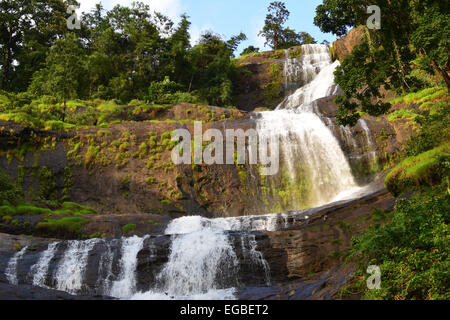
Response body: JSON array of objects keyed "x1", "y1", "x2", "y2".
[
  {"x1": 29, "y1": 33, "x2": 86, "y2": 119},
  {"x1": 259, "y1": 1, "x2": 290, "y2": 50}
]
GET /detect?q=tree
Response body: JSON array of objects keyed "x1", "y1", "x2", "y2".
[
  {"x1": 259, "y1": 2, "x2": 290, "y2": 50},
  {"x1": 314, "y1": 0, "x2": 450, "y2": 126},
  {"x1": 226, "y1": 32, "x2": 247, "y2": 57},
  {"x1": 241, "y1": 46, "x2": 260, "y2": 56},
  {"x1": 260, "y1": 2, "x2": 317, "y2": 50},
  {"x1": 29, "y1": 33, "x2": 86, "y2": 120},
  {"x1": 0, "y1": 0, "x2": 74, "y2": 91}
]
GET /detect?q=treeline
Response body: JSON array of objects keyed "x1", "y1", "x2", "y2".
[
  {"x1": 1, "y1": 1, "x2": 250, "y2": 107},
  {"x1": 1, "y1": 0, "x2": 318, "y2": 109}
]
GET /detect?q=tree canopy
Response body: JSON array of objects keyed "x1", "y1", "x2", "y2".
[
  {"x1": 314, "y1": 0, "x2": 450, "y2": 126},
  {"x1": 259, "y1": 1, "x2": 316, "y2": 50}
]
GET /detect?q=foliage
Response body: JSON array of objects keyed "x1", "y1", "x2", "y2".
[
  {"x1": 122, "y1": 223, "x2": 137, "y2": 234},
  {"x1": 240, "y1": 46, "x2": 260, "y2": 56},
  {"x1": 347, "y1": 187, "x2": 450, "y2": 300},
  {"x1": 405, "y1": 103, "x2": 450, "y2": 157},
  {"x1": 36, "y1": 217, "x2": 88, "y2": 238},
  {"x1": 314, "y1": 0, "x2": 450, "y2": 126},
  {"x1": 0, "y1": 172, "x2": 22, "y2": 206},
  {"x1": 259, "y1": 2, "x2": 316, "y2": 50},
  {"x1": 385, "y1": 143, "x2": 450, "y2": 196}
]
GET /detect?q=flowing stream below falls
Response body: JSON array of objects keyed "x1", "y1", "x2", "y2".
[{"x1": 2, "y1": 44, "x2": 379, "y2": 300}]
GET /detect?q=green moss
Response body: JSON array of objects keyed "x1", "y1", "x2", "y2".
[
  {"x1": 97, "y1": 129, "x2": 112, "y2": 137},
  {"x1": 0, "y1": 205, "x2": 16, "y2": 217},
  {"x1": 387, "y1": 109, "x2": 419, "y2": 122},
  {"x1": 122, "y1": 223, "x2": 137, "y2": 234},
  {"x1": 36, "y1": 217, "x2": 88, "y2": 237},
  {"x1": 15, "y1": 205, "x2": 52, "y2": 216},
  {"x1": 386, "y1": 143, "x2": 450, "y2": 196}
]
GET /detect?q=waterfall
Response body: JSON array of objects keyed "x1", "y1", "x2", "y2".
[
  {"x1": 31, "y1": 242, "x2": 59, "y2": 288},
  {"x1": 256, "y1": 104, "x2": 359, "y2": 207},
  {"x1": 1, "y1": 44, "x2": 378, "y2": 301},
  {"x1": 109, "y1": 236, "x2": 146, "y2": 299},
  {"x1": 131, "y1": 216, "x2": 271, "y2": 300},
  {"x1": 283, "y1": 44, "x2": 333, "y2": 94},
  {"x1": 5, "y1": 246, "x2": 28, "y2": 285},
  {"x1": 254, "y1": 44, "x2": 364, "y2": 208},
  {"x1": 279, "y1": 44, "x2": 341, "y2": 109},
  {"x1": 54, "y1": 239, "x2": 99, "y2": 294},
  {"x1": 359, "y1": 119, "x2": 378, "y2": 163}
]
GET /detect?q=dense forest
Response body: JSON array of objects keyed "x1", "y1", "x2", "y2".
[{"x1": 0, "y1": 0, "x2": 449, "y2": 301}]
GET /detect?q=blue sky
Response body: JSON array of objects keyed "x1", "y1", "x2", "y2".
[{"x1": 77, "y1": 0, "x2": 337, "y2": 54}]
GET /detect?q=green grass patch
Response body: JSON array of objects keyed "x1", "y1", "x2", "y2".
[
  {"x1": 387, "y1": 109, "x2": 419, "y2": 122},
  {"x1": 386, "y1": 143, "x2": 450, "y2": 196},
  {"x1": 122, "y1": 223, "x2": 137, "y2": 234},
  {"x1": 36, "y1": 217, "x2": 88, "y2": 237}
]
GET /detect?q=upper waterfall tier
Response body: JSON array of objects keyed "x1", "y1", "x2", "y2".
[{"x1": 278, "y1": 44, "x2": 341, "y2": 109}]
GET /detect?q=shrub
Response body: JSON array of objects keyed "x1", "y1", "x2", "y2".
[
  {"x1": 15, "y1": 205, "x2": 52, "y2": 216},
  {"x1": 346, "y1": 188, "x2": 450, "y2": 300},
  {"x1": 0, "y1": 172, "x2": 23, "y2": 206},
  {"x1": 0, "y1": 205, "x2": 16, "y2": 217},
  {"x1": 122, "y1": 223, "x2": 137, "y2": 235}
]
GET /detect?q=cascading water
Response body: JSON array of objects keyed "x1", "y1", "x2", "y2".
[
  {"x1": 31, "y1": 242, "x2": 59, "y2": 288},
  {"x1": 5, "y1": 246, "x2": 28, "y2": 285},
  {"x1": 1, "y1": 44, "x2": 377, "y2": 300},
  {"x1": 54, "y1": 239, "x2": 100, "y2": 294}
]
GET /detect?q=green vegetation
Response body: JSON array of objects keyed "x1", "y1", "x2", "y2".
[
  {"x1": 387, "y1": 109, "x2": 419, "y2": 122},
  {"x1": 122, "y1": 224, "x2": 137, "y2": 235},
  {"x1": 259, "y1": 2, "x2": 316, "y2": 50},
  {"x1": 314, "y1": 1, "x2": 449, "y2": 126},
  {"x1": 345, "y1": 187, "x2": 449, "y2": 300},
  {"x1": 36, "y1": 217, "x2": 88, "y2": 238},
  {"x1": 386, "y1": 143, "x2": 450, "y2": 196}
]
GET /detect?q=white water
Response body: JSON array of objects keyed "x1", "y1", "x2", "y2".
[
  {"x1": 31, "y1": 242, "x2": 59, "y2": 288},
  {"x1": 283, "y1": 44, "x2": 332, "y2": 89},
  {"x1": 279, "y1": 45, "x2": 341, "y2": 109},
  {"x1": 109, "y1": 236, "x2": 146, "y2": 299},
  {"x1": 5, "y1": 246, "x2": 28, "y2": 285},
  {"x1": 256, "y1": 104, "x2": 359, "y2": 206},
  {"x1": 54, "y1": 239, "x2": 99, "y2": 294}
]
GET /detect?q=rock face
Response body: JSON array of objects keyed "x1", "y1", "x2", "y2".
[
  {"x1": 235, "y1": 47, "x2": 311, "y2": 111},
  {"x1": 331, "y1": 26, "x2": 366, "y2": 62},
  {"x1": 0, "y1": 184, "x2": 396, "y2": 300}
]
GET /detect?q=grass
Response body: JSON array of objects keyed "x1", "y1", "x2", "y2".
[
  {"x1": 0, "y1": 202, "x2": 96, "y2": 218},
  {"x1": 386, "y1": 142, "x2": 450, "y2": 196},
  {"x1": 387, "y1": 109, "x2": 419, "y2": 122},
  {"x1": 36, "y1": 217, "x2": 88, "y2": 237},
  {"x1": 390, "y1": 86, "x2": 448, "y2": 107}
]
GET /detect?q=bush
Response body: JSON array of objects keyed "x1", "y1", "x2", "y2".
[
  {"x1": 15, "y1": 205, "x2": 52, "y2": 216},
  {"x1": 0, "y1": 172, "x2": 23, "y2": 206},
  {"x1": 0, "y1": 205, "x2": 16, "y2": 217},
  {"x1": 405, "y1": 104, "x2": 450, "y2": 157},
  {"x1": 346, "y1": 188, "x2": 450, "y2": 300},
  {"x1": 122, "y1": 223, "x2": 137, "y2": 235},
  {"x1": 148, "y1": 77, "x2": 183, "y2": 104}
]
